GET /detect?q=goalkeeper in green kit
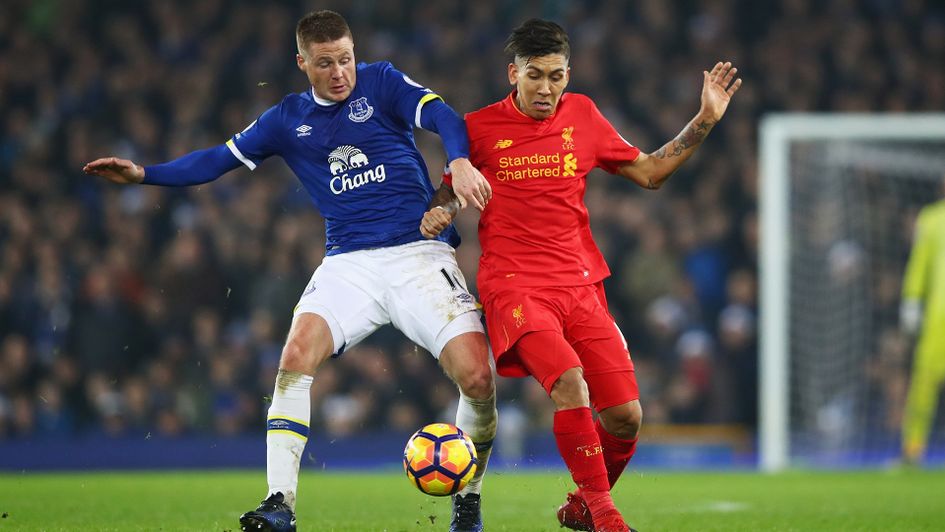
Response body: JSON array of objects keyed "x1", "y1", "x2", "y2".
[{"x1": 900, "y1": 178, "x2": 945, "y2": 465}]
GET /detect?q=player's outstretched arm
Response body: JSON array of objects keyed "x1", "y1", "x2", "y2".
[
  {"x1": 420, "y1": 183, "x2": 461, "y2": 238},
  {"x1": 619, "y1": 61, "x2": 742, "y2": 190},
  {"x1": 83, "y1": 157, "x2": 145, "y2": 184},
  {"x1": 84, "y1": 144, "x2": 243, "y2": 187}
]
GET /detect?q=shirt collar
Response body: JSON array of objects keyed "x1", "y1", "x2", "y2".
[
  {"x1": 312, "y1": 86, "x2": 337, "y2": 107},
  {"x1": 506, "y1": 90, "x2": 563, "y2": 121}
]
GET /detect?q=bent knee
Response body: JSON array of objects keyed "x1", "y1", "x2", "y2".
[
  {"x1": 457, "y1": 366, "x2": 495, "y2": 400},
  {"x1": 602, "y1": 401, "x2": 643, "y2": 439},
  {"x1": 280, "y1": 338, "x2": 313, "y2": 369},
  {"x1": 550, "y1": 368, "x2": 590, "y2": 409},
  {"x1": 622, "y1": 407, "x2": 643, "y2": 438}
]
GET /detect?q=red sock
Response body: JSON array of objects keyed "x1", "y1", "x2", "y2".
[
  {"x1": 595, "y1": 418, "x2": 638, "y2": 488},
  {"x1": 554, "y1": 407, "x2": 614, "y2": 519}
]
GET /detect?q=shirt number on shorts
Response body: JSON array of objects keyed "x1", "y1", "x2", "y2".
[{"x1": 440, "y1": 268, "x2": 462, "y2": 290}]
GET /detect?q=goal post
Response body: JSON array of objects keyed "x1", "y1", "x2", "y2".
[{"x1": 758, "y1": 113, "x2": 945, "y2": 472}]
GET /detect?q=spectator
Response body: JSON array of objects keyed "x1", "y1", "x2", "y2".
[{"x1": 0, "y1": 0, "x2": 942, "y2": 442}]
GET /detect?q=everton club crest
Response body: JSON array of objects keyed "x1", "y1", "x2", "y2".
[{"x1": 348, "y1": 97, "x2": 374, "y2": 123}]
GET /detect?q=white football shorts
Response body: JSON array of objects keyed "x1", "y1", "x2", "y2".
[{"x1": 294, "y1": 240, "x2": 483, "y2": 358}]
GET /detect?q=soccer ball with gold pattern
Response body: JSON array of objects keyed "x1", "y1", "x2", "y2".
[{"x1": 403, "y1": 423, "x2": 478, "y2": 496}]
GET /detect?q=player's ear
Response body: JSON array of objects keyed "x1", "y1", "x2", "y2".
[
  {"x1": 507, "y1": 63, "x2": 518, "y2": 86},
  {"x1": 296, "y1": 54, "x2": 306, "y2": 71}
]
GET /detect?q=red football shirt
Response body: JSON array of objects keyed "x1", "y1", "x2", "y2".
[{"x1": 454, "y1": 91, "x2": 640, "y2": 297}]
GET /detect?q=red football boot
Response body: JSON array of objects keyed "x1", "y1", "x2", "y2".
[
  {"x1": 557, "y1": 491, "x2": 594, "y2": 531},
  {"x1": 592, "y1": 508, "x2": 631, "y2": 532}
]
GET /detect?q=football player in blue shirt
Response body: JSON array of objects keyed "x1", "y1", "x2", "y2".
[{"x1": 84, "y1": 10, "x2": 495, "y2": 532}]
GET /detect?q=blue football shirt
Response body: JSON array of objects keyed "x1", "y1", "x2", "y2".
[{"x1": 226, "y1": 61, "x2": 459, "y2": 255}]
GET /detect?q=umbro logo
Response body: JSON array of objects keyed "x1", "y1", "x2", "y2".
[
  {"x1": 296, "y1": 124, "x2": 312, "y2": 136},
  {"x1": 493, "y1": 139, "x2": 513, "y2": 149}
]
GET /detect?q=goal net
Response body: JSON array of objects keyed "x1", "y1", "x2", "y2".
[{"x1": 759, "y1": 114, "x2": 945, "y2": 471}]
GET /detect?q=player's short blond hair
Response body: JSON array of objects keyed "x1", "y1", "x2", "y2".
[{"x1": 296, "y1": 10, "x2": 352, "y2": 55}]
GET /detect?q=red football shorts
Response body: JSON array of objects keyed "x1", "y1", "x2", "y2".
[{"x1": 482, "y1": 282, "x2": 639, "y2": 411}]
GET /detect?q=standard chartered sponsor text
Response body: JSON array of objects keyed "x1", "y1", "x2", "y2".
[{"x1": 497, "y1": 152, "x2": 561, "y2": 181}]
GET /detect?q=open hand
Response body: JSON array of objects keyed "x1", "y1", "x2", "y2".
[
  {"x1": 83, "y1": 157, "x2": 145, "y2": 184},
  {"x1": 700, "y1": 62, "x2": 742, "y2": 123}
]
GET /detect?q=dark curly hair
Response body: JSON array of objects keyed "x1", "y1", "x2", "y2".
[{"x1": 504, "y1": 19, "x2": 570, "y2": 61}]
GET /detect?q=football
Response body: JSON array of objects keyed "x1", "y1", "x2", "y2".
[{"x1": 403, "y1": 423, "x2": 478, "y2": 496}]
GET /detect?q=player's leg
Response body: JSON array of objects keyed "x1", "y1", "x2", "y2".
[
  {"x1": 901, "y1": 334, "x2": 945, "y2": 464},
  {"x1": 383, "y1": 242, "x2": 497, "y2": 485},
  {"x1": 241, "y1": 312, "x2": 333, "y2": 532},
  {"x1": 383, "y1": 240, "x2": 495, "y2": 531},
  {"x1": 555, "y1": 395, "x2": 639, "y2": 532},
  {"x1": 576, "y1": 282, "x2": 641, "y2": 488},
  {"x1": 242, "y1": 253, "x2": 388, "y2": 531},
  {"x1": 438, "y1": 329, "x2": 497, "y2": 532},
  {"x1": 439, "y1": 329, "x2": 497, "y2": 495},
  {"x1": 265, "y1": 312, "x2": 333, "y2": 507},
  {"x1": 595, "y1": 400, "x2": 642, "y2": 484},
  {"x1": 515, "y1": 330, "x2": 629, "y2": 532},
  {"x1": 585, "y1": 375, "x2": 641, "y2": 490},
  {"x1": 554, "y1": 283, "x2": 640, "y2": 531}
]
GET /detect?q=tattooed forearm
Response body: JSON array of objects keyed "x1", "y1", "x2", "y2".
[
  {"x1": 655, "y1": 120, "x2": 713, "y2": 159},
  {"x1": 429, "y1": 182, "x2": 460, "y2": 216}
]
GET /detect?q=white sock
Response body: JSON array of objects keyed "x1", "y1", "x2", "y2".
[
  {"x1": 266, "y1": 369, "x2": 313, "y2": 510},
  {"x1": 455, "y1": 392, "x2": 497, "y2": 496}
]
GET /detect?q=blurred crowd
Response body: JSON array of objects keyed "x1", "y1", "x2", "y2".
[{"x1": 1, "y1": 0, "x2": 943, "y2": 442}]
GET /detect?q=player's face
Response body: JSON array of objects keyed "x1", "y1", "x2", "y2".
[
  {"x1": 297, "y1": 36, "x2": 357, "y2": 102},
  {"x1": 508, "y1": 54, "x2": 570, "y2": 120}
]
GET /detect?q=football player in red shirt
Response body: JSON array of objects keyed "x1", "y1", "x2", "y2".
[{"x1": 422, "y1": 19, "x2": 741, "y2": 532}]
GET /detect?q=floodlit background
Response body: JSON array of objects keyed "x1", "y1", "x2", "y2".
[{"x1": 1, "y1": 0, "x2": 944, "y2": 472}]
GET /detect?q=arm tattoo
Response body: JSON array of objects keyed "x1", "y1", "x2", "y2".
[
  {"x1": 655, "y1": 120, "x2": 713, "y2": 159},
  {"x1": 429, "y1": 183, "x2": 460, "y2": 216}
]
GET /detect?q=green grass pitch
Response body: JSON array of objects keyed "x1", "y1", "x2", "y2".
[{"x1": 1, "y1": 469, "x2": 943, "y2": 531}]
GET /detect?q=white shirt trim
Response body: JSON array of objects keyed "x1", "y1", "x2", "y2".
[
  {"x1": 226, "y1": 139, "x2": 257, "y2": 171},
  {"x1": 414, "y1": 93, "x2": 442, "y2": 128},
  {"x1": 312, "y1": 87, "x2": 337, "y2": 107},
  {"x1": 617, "y1": 133, "x2": 636, "y2": 148}
]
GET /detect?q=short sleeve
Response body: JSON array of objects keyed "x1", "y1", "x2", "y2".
[
  {"x1": 376, "y1": 62, "x2": 443, "y2": 128},
  {"x1": 587, "y1": 100, "x2": 641, "y2": 174},
  {"x1": 227, "y1": 102, "x2": 284, "y2": 170}
]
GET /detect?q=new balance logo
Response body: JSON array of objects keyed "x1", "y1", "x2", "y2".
[
  {"x1": 296, "y1": 124, "x2": 312, "y2": 136},
  {"x1": 493, "y1": 139, "x2": 513, "y2": 149}
]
